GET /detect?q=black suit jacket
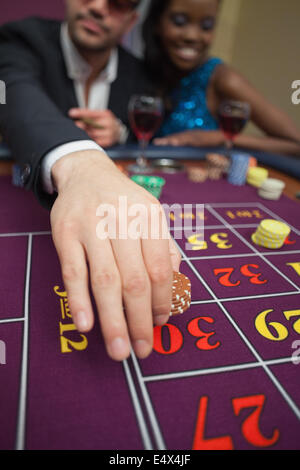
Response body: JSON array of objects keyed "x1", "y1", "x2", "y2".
[{"x1": 0, "y1": 17, "x2": 151, "y2": 208}]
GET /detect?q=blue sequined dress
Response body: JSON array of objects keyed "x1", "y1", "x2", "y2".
[{"x1": 158, "y1": 57, "x2": 223, "y2": 136}]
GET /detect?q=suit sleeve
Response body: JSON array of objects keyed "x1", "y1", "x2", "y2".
[{"x1": 0, "y1": 25, "x2": 95, "y2": 209}]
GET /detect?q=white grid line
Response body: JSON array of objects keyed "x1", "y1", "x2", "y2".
[
  {"x1": 170, "y1": 224, "x2": 260, "y2": 231},
  {"x1": 0, "y1": 317, "x2": 24, "y2": 324},
  {"x1": 130, "y1": 202, "x2": 300, "y2": 443},
  {"x1": 257, "y1": 203, "x2": 300, "y2": 237},
  {"x1": 0, "y1": 231, "x2": 51, "y2": 238},
  {"x1": 181, "y1": 250, "x2": 300, "y2": 261},
  {"x1": 143, "y1": 356, "x2": 297, "y2": 383},
  {"x1": 177, "y1": 238, "x2": 300, "y2": 419},
  {"x1": 15, "y1": 234, "x2": 32, "y2": 450},
  {"x1": 122, "y1": 359, "x2": 153, "y2": 450},
  {"x1": 191, "y1": 291, "x2": 300, "y2": 305},
  {"x1": 204, "y1": 205, "x2": 300, "y2": 419},
  {"x1": 208, "y1": 206, "x2": 300, "y2": 293},
  {"x1": 131, "y1": 351, "x2": 166, "y2": 450}
]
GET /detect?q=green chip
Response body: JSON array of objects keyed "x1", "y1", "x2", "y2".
[{"x1": 131, "y1": 175, "x2": 166, "y2": 199}]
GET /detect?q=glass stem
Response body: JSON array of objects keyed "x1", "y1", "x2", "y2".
[
  {"x1": 137, "y1": 139, "x2": 148, "y2": 168},
  {"x1": 225, "y1": 138, "x2": 233, "y2": 158}
]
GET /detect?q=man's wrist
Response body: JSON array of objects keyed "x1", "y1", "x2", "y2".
[{"x1": 52, "y1": 149, "x2": 114, "y2": 192}]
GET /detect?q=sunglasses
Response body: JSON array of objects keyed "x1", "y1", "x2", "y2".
[{"x1": 108, "y1": 0, "x2": 139, "y2": 13}]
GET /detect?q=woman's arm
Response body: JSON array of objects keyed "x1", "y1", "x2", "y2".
[
  {"x1": 213, "y1": 64, "x2": 300, "y2": 156},
  {"x1": 154, "y1": 65, "x2": 300, "y2": 156}
]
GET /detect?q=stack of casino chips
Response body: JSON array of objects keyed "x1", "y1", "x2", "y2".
[
  {"x1": 131, "y1": 175, "x2": 166, "y2": 199},
  {"x1": 258, "y1": 178, "x2": 285, "y2": 201},
  {"x1": 206, "y1": 153, "x2": 230, "y2": 180},
  {"x1": 252, "y1": 219, "x2": 291, "y2": 249},
  {"x1": 227, "y1": 153, "x2": 250, "y2": 186},
  {"x1": 170, "y1": 272, "x2": 192, "y2": 316},
  {"x1": 247, "y1": 167, "x2": 269, "y2": 188},
  {"x1": 187, "y1": 166, "x2": 208, "y2": 183}
]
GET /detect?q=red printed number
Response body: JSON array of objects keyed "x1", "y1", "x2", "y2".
[
  {"x1": 193, "y1": 394, "x2": 280, "y2": 450},
  {"x1": 187, "y1": 317, "x2": 220, "y2": 351},
  {"x1": 232, "y1": 395, "x2": 280, "y2": 447},
  {"x1": 192, "y1": 397, "x2": 234, "y2": 450},
  {"x1": 214, "y1": 264, "x2": 267, "y2": 287},
  {"x1": 153, "y1": 324, "x2": 183, "y2": 355}
]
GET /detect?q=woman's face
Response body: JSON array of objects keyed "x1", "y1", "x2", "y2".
[{"x1": 158, "y1": 0, "x2": 219, "y2": 73}]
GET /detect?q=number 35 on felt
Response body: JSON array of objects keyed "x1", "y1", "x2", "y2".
[{"x1": 187, "y1": 233, "x2": 232, "y2": 251}]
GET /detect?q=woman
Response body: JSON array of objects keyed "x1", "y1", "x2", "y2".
[{"x1": 142, "y1": 0, "x2": 300, "y2": 156}]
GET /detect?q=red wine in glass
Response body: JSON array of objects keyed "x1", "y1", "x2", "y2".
[
  {"x1": 128, "y1": 95, "x2": 163, "y2": 174},
  {"x1": 130, "y1": 110, "x2": 162, "y2": 142},
  {"x1": 218, "y1": 101, "x2": 251, "y2": 151},
  {"x1": 218, "y1": 114, "x2": 248, "y2": 141}
]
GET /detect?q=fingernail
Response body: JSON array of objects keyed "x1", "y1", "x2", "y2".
[
  {"x1": 76, "y1": 311, "x2": 88, "y2": 330},
  {"x1": 109, "y1": 337, "x2": 129, "y2": 360},
  {"x1": 154, "y1": 315, "x2": 169, "y2": 326},
  {"x1": 133, "y1": 340, "x2": 151, "y2": 359},
  {"x1": 69, "y1": 109, "x2": 76, "y2": 116}
]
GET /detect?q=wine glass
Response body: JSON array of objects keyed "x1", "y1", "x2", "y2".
[
  {"x1": 218, "y1": 100, "x2": 251, "y2": 154},
  {"x1": 128, "y1": 95, "x2": 163, "y2": 174}
]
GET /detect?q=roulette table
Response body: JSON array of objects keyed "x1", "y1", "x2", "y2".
[{"x1": 0, "y1": 166, "x2": 300, "y2": 450}]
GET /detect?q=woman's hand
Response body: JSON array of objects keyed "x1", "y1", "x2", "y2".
[{"x1": 153, "y1": 130, "x2": 224, "y2": 147}]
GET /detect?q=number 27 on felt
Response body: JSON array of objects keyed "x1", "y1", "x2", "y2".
[{"x1": 187, "y1": 233, "x2": 232, "y2": 250}]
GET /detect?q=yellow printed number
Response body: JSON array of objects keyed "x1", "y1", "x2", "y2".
[
  {"x1": 59, "y1": 322, "x2": 88, "y2": 353},
  {"x1": 210, "y1": 233, "x2": 232, "y2": 250},
  {"x1": 286, "y1": 263, "x2": 300, "y2": 277},
  {"x1": 255, "y1": 309, "x2": 300, "y2": 341},
  {"x1": 188, "y1": 234, "x2": 208, "y2": 251}
]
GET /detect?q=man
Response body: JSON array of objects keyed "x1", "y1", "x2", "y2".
[{"x1": 0, "y1": 0, "x2": 181, "y2": 362}]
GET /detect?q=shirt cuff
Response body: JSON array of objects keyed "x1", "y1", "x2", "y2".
[{"x1": 41, "y1": 140, "x2": 104, "y2": 194}]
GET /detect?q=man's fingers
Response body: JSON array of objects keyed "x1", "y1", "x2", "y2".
[
  {"x1": 69, "y1": 108, "x2": 111, "y2": 119},
  {"x1": 169, "y1": 236, "x2": 182, "y2": 272},
  {"x1": 142, "y1": 238, "x2": 173, "y2": 326},
  {"x1": 74, "y1": 120, "x2": 87, "y2": 130},
  {"x1": 53, "y1": 238, "x2": 94, "y2": 333},
  {"x1": 86, "y1": 238, "x2": 131, "y2": 362},
  {"x1": 112, "y1": 239, "x2": 153, "y2": 359}
]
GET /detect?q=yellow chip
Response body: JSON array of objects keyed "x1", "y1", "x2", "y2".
[
  {"x1": 260, "y1": 220, "x2": 291, "y2": 238},
  {"x1": 248, "y1": 167, "x2": 268, "y2": 178},
  {"x1": 251, "y1": 233, "x2": 284, "y2": 249},
  {"x1": 256, "y1": 226, "x2": 286, "y2": 242}
]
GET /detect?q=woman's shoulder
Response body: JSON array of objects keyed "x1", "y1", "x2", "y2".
[{"x1": 211, "y1": 62, "x2": 251, "y2": 95}]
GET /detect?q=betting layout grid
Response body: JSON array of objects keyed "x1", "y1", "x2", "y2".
[{"x1": 0, "y1": 175, "x2": 300, "y2": 450}]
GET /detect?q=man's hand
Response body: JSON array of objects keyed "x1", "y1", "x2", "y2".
[
  {"x1": 153, "y1": 130, "x2": 225, "y2": 147},
  {"x1": 50, "y1": 150, "x2": 181, "y2": 362},
  {"x1": 69, "y1": 108, "x2": 123, "y2": 147}
]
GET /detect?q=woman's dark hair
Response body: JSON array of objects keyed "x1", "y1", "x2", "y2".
[
  {"x1": 142, "y1": 0, "x2": 221, "y2": 98},
  {"x1": 142, "y1": 0, "x2": 174, "y2": 96}
]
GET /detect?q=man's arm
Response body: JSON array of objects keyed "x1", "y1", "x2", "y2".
[
  {"x1": 0, "y1": 23, "x2": 182, "y2": 361},
  {"x1": 0, "y1": 23, "x2": 96, "y2": 206}
]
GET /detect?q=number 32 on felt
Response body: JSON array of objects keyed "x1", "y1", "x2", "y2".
[{"x1": 214, "y1": 264, "x2": 268, "y2": 287}]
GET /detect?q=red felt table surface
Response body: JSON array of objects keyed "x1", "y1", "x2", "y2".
[{"x1": 0, "y1": 168, "x2": 300, "y2": 450}]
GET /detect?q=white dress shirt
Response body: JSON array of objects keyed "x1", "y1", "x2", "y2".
[{"x1": 41, "y1": 23, "x2": 128, "y2": 194}]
